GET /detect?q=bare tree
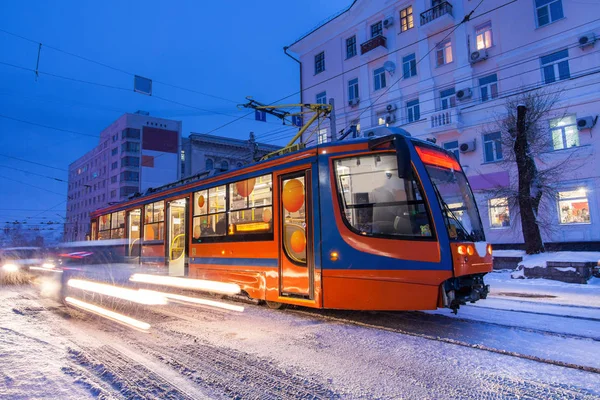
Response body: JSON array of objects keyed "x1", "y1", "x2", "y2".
[{"x1": 479, "y1": 89, "x2": 583, "y2": 254}]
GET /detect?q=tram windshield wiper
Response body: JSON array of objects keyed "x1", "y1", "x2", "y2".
[{"x1": 431, "y1": 183, "x2": 476, "y2": 242}]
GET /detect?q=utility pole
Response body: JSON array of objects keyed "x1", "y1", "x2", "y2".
[
  {"x1": 328, "y1": 98, "x2": 337, "y2": 142},
  {"x1": 515, "y1": 104, "x2": 544, "y2": 254}
]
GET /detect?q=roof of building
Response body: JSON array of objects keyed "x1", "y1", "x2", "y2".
[{"x1": 188, "y1": 133, "x2": 281, "y2": 151}]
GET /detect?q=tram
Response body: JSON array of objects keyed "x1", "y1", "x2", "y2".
[{"x1": 89, "y1": 127, "x2": 492, "y2": 312}]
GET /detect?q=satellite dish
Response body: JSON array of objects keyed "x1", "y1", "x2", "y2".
[{"x1": 383, "y1": 61, "x2": 396, "y2": 75}]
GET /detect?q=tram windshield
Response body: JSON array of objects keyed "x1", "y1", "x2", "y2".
[{"x1": 416, "y1": 146, "x2": 485, "y2": 242}]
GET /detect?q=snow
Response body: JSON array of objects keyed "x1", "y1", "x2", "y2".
[
  {"x1": 493, "y1": 249, "x2": 526, "y2": 257},
  {"x1": 518, "y1": 251, "x2": 600, "y2": 269},
  {"x1": 556, "y1": 267, "x2": 577, "y2": 272}
]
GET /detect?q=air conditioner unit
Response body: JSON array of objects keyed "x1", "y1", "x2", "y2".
[
  {"x1": 577, "y1": 116, "x2": 596, "y2": 130},
  {"x1": 470, "y1": 50, "x2": 488, "y2": 64},
  {"x1": 383, "y1": 17, "x2": 394, "y2": 28},
  {"x1": 385, "y1": 114, "x2": 396, "y2": 124},
  {"x1": 386, "y1": 103, "x2": 397, "y2": 112},
  {"x1": 459, "y1": 140, "x2": 476, "y2": 153},
  {"x1": 456, "y1": 88, "x2": 472, "y2": 101},
  {"x1": 348, "y1": 98, "x2": 360, "y2": 107},
  {"x1": 579, "y1": 33, "x2": 597, "y2": 49}
]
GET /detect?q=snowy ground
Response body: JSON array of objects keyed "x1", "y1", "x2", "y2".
[{"x1": 1, "y1": 275, "x2": 600, "y2": 399}]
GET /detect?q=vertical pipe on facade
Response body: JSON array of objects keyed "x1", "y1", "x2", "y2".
[{"x1": 283, "y1": 47, "x2": 303, "y2": 142}]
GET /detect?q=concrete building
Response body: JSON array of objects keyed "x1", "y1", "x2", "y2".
[
  {"x1": 286, "y1": 0, "x2": 600, "y2": 247},
  {"x1": 181, "y1": 132, "x2": 281, "y2": 178},
  {"x1": 65, "y1": 111, "x2": 182, "y2": 241}
]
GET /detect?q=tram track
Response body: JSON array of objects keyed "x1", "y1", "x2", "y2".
[
  {"x1": 286, "y1": 308, "x2": 600, "y2": 375},
  {"x1": 462, "y1": 304, "x2": 600, "y2": 323}
]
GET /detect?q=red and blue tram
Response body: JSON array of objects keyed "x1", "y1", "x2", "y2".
[{"x1": 90, "y1": 127, "x2": 492, "y2": 312}]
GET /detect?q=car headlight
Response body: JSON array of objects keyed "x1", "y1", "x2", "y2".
[
  {"x1": 2, "y1": 264, "x2": 19, "y2": 272},
  {"x1": 42, "y1": 263, "x2": 55, "y2": 269}
]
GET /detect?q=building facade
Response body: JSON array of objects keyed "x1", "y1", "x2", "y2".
[
  {"x1": 65, "y1": 112, "x2": 182, "y2": 241},
  {"x1": 181, "y1": 132, "x2": 281, "y2": 178},
  {"x1": 286, "y1": 0, "x2": 600, "y2": 246}
]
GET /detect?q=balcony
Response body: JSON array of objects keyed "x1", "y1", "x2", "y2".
[
  {"x1": 360, "y1": 35, "x2": 387, "y2": 55},
  {"x1": 428, "y1": 108, "x2": 462, "y2": 133},
  {"x1": 420, "y1": 2, "x2": 453, "y2": 32}
]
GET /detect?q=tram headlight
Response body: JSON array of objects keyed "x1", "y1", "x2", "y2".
[
  {"x1": 487, "y1": 244, "x2": 493, "y2": 255},
  {"x1": 466, "y1": 245, "x2": 475, "y2": 256},
  {"x1": 457, "y1": 245, "x2": 467, "y2": 255}
]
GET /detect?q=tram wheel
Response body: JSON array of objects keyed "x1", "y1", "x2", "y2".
[{"x1": 265, "y1": 301, "x2": 285, "y2": 310}]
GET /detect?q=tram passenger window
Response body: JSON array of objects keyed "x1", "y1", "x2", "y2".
[
  {"x1": 98, "y1": 213, "x2": 112, "y2": 240},
  {"x1": 229, "y1": 174, "x2": 273, "y2": 235},
  {"x1": 110, "y1": 211, "x2": 125, "y2": 239},
  {"x1": 334, "y1": 154, "x2": 433, "y2": 238},
  {"x1": 192, "y1": 186, "x2": 227, "y2": 242},
  {"x1": 144, "y1": 201, "x2": 165, "y2": 241}
]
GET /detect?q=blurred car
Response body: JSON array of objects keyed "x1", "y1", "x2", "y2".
[{"x1": 0, "y1": 247, "x2": 47, "y2": 273}]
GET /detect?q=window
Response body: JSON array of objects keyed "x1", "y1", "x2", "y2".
[
  {"x1": 346, "y1": 36, "x2": 357, "y2": 59},
  {"x1": 121, "y1": 156, "x2": 139, "y2": 167},
  {"x1": 112, "y1": 134, "x2": 118, "y2": 142},
  {"x1": 400, "y1": 6, "x2": 414, "y2": 32},
  {"x1": 536, "y1": 0, "x2": 563, "y2": 27},
  {"x1": 221, "y1": 160, "x2": 229, "y2": 171},
  {"x1": 316, "y1": 91, "x2": 327, "y2": 105},
  {"x1": 476, "y1": 22, "x2": 493, "y2": 50},
  {"x1": 120, "y1": 171, "x2": 139, "y2": 182},
  {"x1": 541, "y1": 49, "x2": 570, "y2": 84},
  {"x1": 402, "y1": 54, "x2": 417, "y2": 78},
  {"x1": 314, "y1": 51, "x2": 325, "y2": 74},
  {"x1": 440, "y1": 88, "x2": 456, "y2": 109},
  {"x1": 479, "y1": 74, "x2": 498, "y2": 102},
  {"x1": 192, "y1": 186, "x2": 227, "y2": 240},
  {"x1": 120, "y1": 186, "x2": 137, "y2": 197},
  {"x1": 334, "y1": 153, "x2": 433, "y2": 238},
  {"x1": 180, "y1": 150, "x2": 185, "y2": 161},
  {"x1": 483, "y1": 132, "x2": 503, "y2": 162},
  {"x1": 110, "y1": 190, "x2": 116, "y2": 199},
  {"x1": 228, "y1": 174, "x2": 273, "y2": 236},
  {"x1": 558, "y1": 188, "x2": 590, "y2": 224},
  {"x1": 348, "y1": 78, "x2": 359, "y2": 101},
  {"x1": 443, "y1": 140, "x2": 460, "y2": 160},
  {"x1": 378, "y1": 117, "x2": 386, "y2": 126},
  {"x1": 111, "y1": 175, "x2": 117, "y2": 184},
  {"x1": 206, "y1": 159, "x2": 214, "y2": 170},
  {"x1": 318, "y1": 129, "x2": 328, "y2": 144},
  {"x1": 436, "y1": 40, "x2": 453, "y2": 66},
  {"x1": 98, "y1": 212, "x2": 125, "y2": 240},
  {"x1": 111, "y1": 161, "x2": 118, "y2": 170},
  {"x1": 371, "y1": 21, "x2": 383, "y2": 38},
  {"x1": 489, "y1": 198, "x2": 510, "y2": 228},
  {"x1": 550, "y1": 115, "x2": 579, "y2": 150},
  {"x1": 144, "y1": 201, "x2": 165, "y2": 241},
  {"x1": 121, "y1": 142, "x2": 140, "y2": 153},
  {"x1": 406, "y1": 99, "x2": 420, "y2": 123},
  {"x1": 374, "y1": 68, "x2": 386, "y2": 91},
  {"x1": 122, "y1": 128, "x2": 141, "y2": 139},
  {"x1": 111, "y1": 147, "x2": 118, "y2": 156}
]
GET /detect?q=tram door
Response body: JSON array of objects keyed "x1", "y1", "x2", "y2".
[
  {"x1": 167, "y1": 198, "x2": 187, "y2": 276},
  {"x1": 128, "y1": 209, "x2": 141, "y2": 258},
  {"x1": 279, "y1": 170, "x2": 314, "y2": 298}
]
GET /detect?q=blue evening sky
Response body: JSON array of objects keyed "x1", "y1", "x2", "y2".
[{"x1": 0, "y1": 0, "x2": 349, "y2": 239}]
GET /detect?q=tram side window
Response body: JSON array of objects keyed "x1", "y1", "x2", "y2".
[
  {"x1": 144, "y1": 201, "x2": 165, "y2": 241},
  {"x1": 334, "y1": 154, "x2": 433, "y2": 238},
  {"x1": 98, "y1": 213, "x2": 112, "y2": 240},
  {"x1": 110, "y1": 211, "x2": 125, "y2": 239},
  {"x1": 192, "y1": 186, "x2": 227, "y2": 242},
  {"x1": 229, "y1": 174, "x2": 273, "y2": 236}
]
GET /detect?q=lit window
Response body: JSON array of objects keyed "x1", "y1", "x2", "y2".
[
  {"x1": 541, "y1": 49, "x2": 570, "y2": 84},
  {"x1": 318, "y1": 129, "x2": 328, "y2": 144},
  {"x1": 440, "y1": 87, "x2": 456, "y2": 110},
  {"x1": 489, "y1": 198, "x2": 510, "y2": 228},
  {"x1": 378, "y1": 117, "x2": 386, "y2": 126},
  {"x1": 371, "y1": 21, "x2": 383, "y2": 38},
  {"x1": 536, "y1": 0, "x2": 563, "y2": 27},
  {"x1": 443, "y1": 140, "x2": 459, "y2": 160},
  {"x1": 348, "y1": 78, "x2": 359, "y2": 101},
  {"x1": 550, "y1": 115, "x2": 579, "y2": 150},
  {"x1": 436, "y1": 40, "x2": 453, "y2": 67},
  {"x1": 479, "y1": 74, "x2": 498, "y2": 102},
  {"x1": 402, "y1": 54, "x2": 417, "y2": 78},
  {"x1": 483, "y1": 132, "x2": 503, "y2": 162},
  {"x1": 314, "y1": 51, "x2": 325, "y2": 74},
  {"x1": 476, "y1": 23, "x2": 493, "y2": 50},
  {"x1": 400, "y1": 6, "x2": 414, "y2": 32},
  {"x1": 406, "y1": 99, "x2": 420, "y2": 123},
  {"x1": 346, "y1": 36, "x2": 357, "y2": 59},
  {"x1": 316, "y1": 91, "x2": 327, "y2": 105},
  {"x1": 144, "y1": 201, "x2": 165, "y2": 241},
  {"x1": 558, "y1": 188, "x2": 590, "y2": 224},
  {"x1": 373, "y1": 68, "x2": 386, "y2": 91}
]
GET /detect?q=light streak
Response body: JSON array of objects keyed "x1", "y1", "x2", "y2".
[
  {"x1": 129, "y1": 274, "x2": 241, "y2": 295},
  {"x1": 140, "y1": 289, "x2": 244, "y2": 312},
  {"x1": 30, "y1": 266, "x2": 63, "y2": 273},
  {"x1": 67, "y1": 279, "x2": 167, "y2": 305},
  {"x1": 2, "y1": 264, "x2": 19, "y2": 272},
  {"x1": 65, "y1": 297, "x2": 150, "y2": 331}
]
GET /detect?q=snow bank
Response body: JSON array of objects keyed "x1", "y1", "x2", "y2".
[
  {"x1": 493, "y1": 250, "x2": 526, "y2": 258},
  {"x1": 518, "y1": 251, "x2": 600, "y2": 269}
]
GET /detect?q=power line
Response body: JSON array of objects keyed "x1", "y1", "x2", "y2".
[
  {"x1": 0, "y1": 174, "x2": 65, "y2": 197},
  {"x1": 0, "y1": 165, "x2": 68, "y2": 183},
  {"x1": 0, "y1": 113, "x2": 98, "y2": 138},
  {"x1": 0, "y1": 153, "x2": 68, "y2": 172}
]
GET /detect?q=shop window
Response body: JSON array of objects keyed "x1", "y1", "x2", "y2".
[{"x1": 558, "y1": 188, "x2": 590, "y2": 224}]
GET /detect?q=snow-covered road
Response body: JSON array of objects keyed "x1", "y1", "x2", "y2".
[{"x1": 1, "y1": 283, "x2": 600, "y2": 399}]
